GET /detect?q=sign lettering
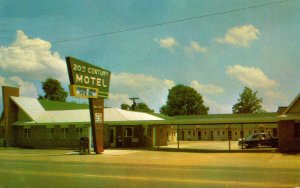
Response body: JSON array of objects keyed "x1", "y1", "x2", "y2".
[
  {"x1": 95, "y1": 113, "x2": 103, "y2": 123},
  {"x1": 66, "y1": 56, "x2": 111, "y2": 98}
]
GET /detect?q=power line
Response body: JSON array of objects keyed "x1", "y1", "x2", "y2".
[{"x1": 0, "y1": 0, "x2": 291, "y2": 54}]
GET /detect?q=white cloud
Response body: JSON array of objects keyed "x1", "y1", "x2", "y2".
[
  {"x1": 155, "y1": 37, "x2": 178, "y2": 52},
  {"x1": 227, "y1": 65, "x2": 279, "y2": 89},
  {"x1": 262, "y1": 90, "x2": 289, "y2": 112},
  {"x1": 216, "y1": 25, "x2": 260, "y2": 47},
  {"x1": 0, "y1": 30, "x2": 68, "y2": 82},
  {"x1": 0, "y1": 76, "x2": 38, "y2": 112},
  {"x1": 264, "y1": 90, "x2": 286, "y2": 101},
  {"x1": 0, "y1": 76, "x2": 38, "y2": 98},
  {"x1": 106, "y1": 93, "x2": 132, "y2": 108},
  {"x1": 190, "y1": 80, "x2": 228, "y2": 113},
  {"x1": 203, "y1": 96, "x2": 231, "y2": 114},
  {"x1": 8, "y1": 76, "x2": 38, "y2": 98},
  {"x1": 184, "y1": 41, "x2": 207, "y2": 58},
  {"x1": 106, "y1": 72, "x2": 176, "y2": 112},
  {"x1": 190, "y1": 80, "x2": 224, "y2": 94}
]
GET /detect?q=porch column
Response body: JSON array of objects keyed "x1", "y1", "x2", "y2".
[
  {"x1": 157, "y1": 126, "x2": 160, "y2": 150},
  {"x1": 241, "y1": 123, "x2": 244, "y2": 151},
  {"x1": 177, "y1": 125, "x2": 179, "y2": 149}
]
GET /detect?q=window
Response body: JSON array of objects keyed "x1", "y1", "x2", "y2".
[
  {"x1": 217, "y1": 131, "x2": 220, "y2": 136},
  {"x1": 124, "y1": 127, "x2": 133, "y2": 137},
  {"x1": 61, "y1": 128, "x2": 69, "y2": 139},
  {"x1": 76, "y1": 128, "x2": 83, "y2": 138},
  {"x1": 198, "y1": 131, "x2": 202, "y2": 140},
  {"x1": 23, "y1": 128, "x2": 31, "y2": 139},
  {"x1": 295, "y1": 123, "x2": 300, "y2": 138},
  {"x1": 48, "y1": 128, "x2": 54, "y2": 139},
  {"x1": 75, "y1": 127, "x2": 88, "y2": 138}
]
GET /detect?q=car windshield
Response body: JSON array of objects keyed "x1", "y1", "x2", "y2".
[{"x1": 246, "y1": 134, "x2": 260, "y2": 140}]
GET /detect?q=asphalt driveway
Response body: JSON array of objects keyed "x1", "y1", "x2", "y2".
[{"x1": 0, "y1": 147, "x2": 299, "y2": 187}]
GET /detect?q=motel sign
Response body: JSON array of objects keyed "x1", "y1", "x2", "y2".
[
  {"x1": 66, "y1": 56, "x2": 111, "y2": 154},
  {"x1": 66, "y1": 56, "x2": 111, "y2": 98}
]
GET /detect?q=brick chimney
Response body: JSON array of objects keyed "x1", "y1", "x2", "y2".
[{"x1": 2, "y1": 86, "x2": 19, "y2": 146}]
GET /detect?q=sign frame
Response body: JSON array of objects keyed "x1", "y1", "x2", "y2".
[
  {"x1": 69, "y1": 85, "x2": 99, "y2": 99},
  {"x1": 66, "y1": 56, "x2": 111, "y2": 98}
]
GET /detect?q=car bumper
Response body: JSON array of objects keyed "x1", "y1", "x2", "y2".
[{"x1": 238, "y1": 141, "x2": 248, "y2": 147}]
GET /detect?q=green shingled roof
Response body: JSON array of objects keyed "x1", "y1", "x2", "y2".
[
  {"x1": 172, "y1": 113, "x2": 278, "y2": 120},
  {"x1": 35, "y1": 99, "x2": 300, "y2": 126},
  {"x1": 35, "y1": 99, "x2": 278, "y2": 125},
  {"x1": 38, "y1": 99, "x2": 89, "y2": 111},
  {"x1": 155, "y1": 112, "x2": 280, "y2": 125},
  {"x1": 37, "y1": 99, "x2": 168, "y2": 120}
]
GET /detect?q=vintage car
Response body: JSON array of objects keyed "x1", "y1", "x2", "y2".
[{"x1": 238, "y1": 133, "x2": 278, "y2": 148}]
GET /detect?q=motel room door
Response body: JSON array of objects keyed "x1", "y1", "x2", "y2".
[
  {"x1": 209, "y1": 131, "x2": 214, "y2": 141},
  {"x1": 110, "y1": 127, "x2": 116, "y2": 147},
  {"x1": 198, "y1": 131, "x2": 202, "y2": 140}
]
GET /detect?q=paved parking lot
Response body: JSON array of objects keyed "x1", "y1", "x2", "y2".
[
  {"x1": 0, "y1": 145, "x2": 299, "y2": 188},
  {"x1": 163, "y1": 141, "x2": 241, "y2": 150}
]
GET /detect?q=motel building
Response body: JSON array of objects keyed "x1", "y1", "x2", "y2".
[
  {"x1": 166, "y1": 114, "x2": 278, "y2": 142},
  {"x1": 1, "y1": 86, "x2": 300, "y2": 153}
]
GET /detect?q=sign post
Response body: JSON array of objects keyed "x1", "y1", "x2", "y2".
[
  {"x1": 66, "y1": 56, "x2": 111, "y2": 154},
  {"x1": 226, "y1": 125, "x2": 232, "y2": 151},
  {"x1": 89, "y1": 98, "x2": 104, "y2": 153}
]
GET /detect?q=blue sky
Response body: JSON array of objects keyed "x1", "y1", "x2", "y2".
[{"x1": 0, "y1": 0, "x2": 300, "y2": 113}]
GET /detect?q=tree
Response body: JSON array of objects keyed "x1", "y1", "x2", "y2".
[
  {"x1": 121, "y1": 102, "x2": 154, "y2": 113},
  {"x1": 135, "y1": 103, "x2": 154, "y2": 113},
  {"x1": 160, "y1": 84, "x2": 209, "y2": 116},
  {"x1": 159, "y1": 105, "x2": 167, "y2": 115},
  {"x1": 232, "y1": 87, "x2": 264, "y2": 113},
  {"x1": 40, "y1": 78, "x2": 68, "y2": 101},
  {"x1": 121, "y1": 103, "x2": 130, "y2": 110}
]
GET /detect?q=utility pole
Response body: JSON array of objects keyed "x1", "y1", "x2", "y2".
[{"x1": 129, "y1": 97, "x2": 139, "y2": 111}]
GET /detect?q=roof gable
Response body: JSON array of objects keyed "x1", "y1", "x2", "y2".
[
  {"x1": 10, "y1": 96, "x2": 45, "y2": 121},
  {"x1": 283, "y1": 93, "x2": 300, "y2": 114},
  {"x1": 18, "y1": 108, "x2": 33, "y2": 122}
]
